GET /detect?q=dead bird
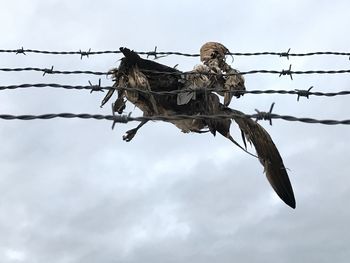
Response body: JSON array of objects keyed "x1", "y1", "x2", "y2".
[{"x1": 101, "y1": 44, "x2": 296, "y2": 209}]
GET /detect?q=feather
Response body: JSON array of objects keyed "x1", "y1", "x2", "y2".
[{"x1": 227, "y1": 108, "x2": 296, "y2": 209}]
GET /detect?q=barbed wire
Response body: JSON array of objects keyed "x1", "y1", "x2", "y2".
[
  {"x1": 1, "y1": 110, "x2": 350, "y2": 125},
  {"x1": 1, "y1": 47, "x2": 350, "y2": 59},
  {"x1": 1, "y1": 83, "x2": 350, "y2": 101},
  {"x1": 1, "y1": 66, "x2": 350, "y2": 77},
  {"x1": 0, "y1": 67, "x2": 107, "y2": 75},
  {"x1": 0, "y1": 83, "x2": 108, "y2": 91},
  {"x1": 129, "y1": 67, "x2": 350, "y2": 78}
]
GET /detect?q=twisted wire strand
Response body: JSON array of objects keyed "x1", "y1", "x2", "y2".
[
  {"x1": 1, "y1": 83, "x2": 350, "y2": 99},
  {"x1": 1, "y1": 48, "x2": 350, "y2": 58},
  {"x1": 1, "y1": 67, "x2": 350, "y2": 77},
  {"x1": 1, "y1": 112, "x2": 350, "y2": 125},
  {"x1": 0, "y1": 67, "x2": 107, "y2": 75}
]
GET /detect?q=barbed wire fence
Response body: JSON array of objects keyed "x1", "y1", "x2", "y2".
[
  {"x1": 1, "y1": 110, "x2": 350, "y2": 126},
  {"x1": 1, "y1": 47, "x2": 350, "y2": 127},
  {"x1": 1, "y1": 66, "x2": 350, "y2": 78},
  {"x1": 1, "y1": 47, "x2": 350, "y2": 60},
  {"x1": 1, "y1": 83, "x2": 350, "y2": 100}
]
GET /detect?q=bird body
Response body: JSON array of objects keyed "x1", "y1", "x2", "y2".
[{"x1": 101, "y1": 44, "x2": 296, "y2": 209}]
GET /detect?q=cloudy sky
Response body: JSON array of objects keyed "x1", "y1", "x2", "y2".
[{"x1": 1, "y1": 0, "x2": 350, "y2": 262}]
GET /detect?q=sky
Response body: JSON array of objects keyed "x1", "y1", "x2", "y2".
[{"x1": 1, "y1": 0, "x2": 350, "y2": 262}]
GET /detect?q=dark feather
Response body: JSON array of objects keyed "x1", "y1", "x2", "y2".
[{"x1": 227, "y1": 108, "x2": 296, "y2": 208}]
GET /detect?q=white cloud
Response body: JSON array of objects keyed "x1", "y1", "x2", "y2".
[{"x1": 4, "y1": 248, "x2": 27, "y2": 262}]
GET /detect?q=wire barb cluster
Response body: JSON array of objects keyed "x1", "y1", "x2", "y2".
[
  {"x1": 295, "y1": 86, "x2": 314, "y2": 101},
  {"x1": 279, "y1": 64, "x2": 293, "y2": 80},
  {"x1": 279, "y1": 48, "x2": 291, "y2": 59},
  {"x1": 255, "y1": 103, "x2": 275, "y2": 125},
  {"x1": 79, "y1": 48, "x2": 92, "y2": 59},
  {"x1": 88, "y1": 79, "x2": 104, "y2": 93},
  {"x1": 42, "y1": 66, "x2": 54, "y2": 76}
]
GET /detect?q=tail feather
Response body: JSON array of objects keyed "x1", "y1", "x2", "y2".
[{"x1": 229, "y1": 109, "x2": 296, "y2": 209}]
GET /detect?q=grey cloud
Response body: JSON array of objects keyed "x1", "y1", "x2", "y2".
[{"x1": 1, "y1": 0, "x2": 350, "y2": 262}]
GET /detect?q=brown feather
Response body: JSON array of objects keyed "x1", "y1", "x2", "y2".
[{"x1": 227, "y1": 108, "x2": 296, "y2": 209}]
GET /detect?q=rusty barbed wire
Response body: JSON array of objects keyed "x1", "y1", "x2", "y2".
[
  {"x1": 1, "y1": 66, "x2": 350, "y2": 77},
  {"x1": 1, "y1": 110, "x2": 350, "y2": 125},
  {"x1": 1, "y1": 47, "x2": 350, "y2": 59},
  {"x1": 1, "y1": 83, "x2": 350, "y2": 101}
]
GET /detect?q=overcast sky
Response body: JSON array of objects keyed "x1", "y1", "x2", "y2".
[{"x1": 1, "y1": 0, "x2": 350, "y2": 262}]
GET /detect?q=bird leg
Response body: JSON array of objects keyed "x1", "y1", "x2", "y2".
[{"x1": 123, "y1": 120, "x2": 148, "y2": 142}]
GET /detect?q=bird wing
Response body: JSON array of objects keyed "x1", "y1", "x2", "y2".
[{"x1": 228, "y1": 108, "x2": 296, "y2": 209}]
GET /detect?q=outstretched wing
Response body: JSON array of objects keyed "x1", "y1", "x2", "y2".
[{"x1": 229, "y1": 108, "x2": 296, "y2": 209}]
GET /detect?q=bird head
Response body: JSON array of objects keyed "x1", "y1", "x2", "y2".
[{"x1": 200, "y1": 42, "x2": 229, "y2": 67}]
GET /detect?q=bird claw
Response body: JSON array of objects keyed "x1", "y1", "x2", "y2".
[{"x1": 123, "y1": 128, "x2": 137, "y2": 142}]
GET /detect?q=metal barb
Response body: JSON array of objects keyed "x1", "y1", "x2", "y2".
[
  {"x1": 280, "y1": 48, "x2": 291, "y2": 59},
  {"x1": 279, "y1": 64, "x2": 293, "y2": 80},
  {"x1": 80, "y1": 48, "x2": 91, "y2": 59},
  {"x1": 42, "y1": 66, "x2": 54, "y2": 76},
  {"x1": 111, "y1": 104, "x2": 131, "y2": 129},
  {"x1": 295, "y1": 86, "x2": 314, "y2": 101},
  {"x1": 89, "y1": 79, "x2": 103, "y2": 93},
  {"x1": 254, "y1": 102, "x2": 275, "y2": 125},
  {"x1": 16, "y1": 47, "x2": 26, "y2": 55},
  {"x1": 147, "y1": 46, "x2": 158, "y2": 59}
]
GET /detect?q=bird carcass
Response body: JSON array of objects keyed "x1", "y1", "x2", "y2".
[{"x1": 101, "y1": 43, "x2": 296, "y2": 209}]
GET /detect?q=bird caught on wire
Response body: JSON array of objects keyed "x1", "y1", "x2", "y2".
[{"x1": 101, "y1": 42, "x2": 296, "y2": 209}]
